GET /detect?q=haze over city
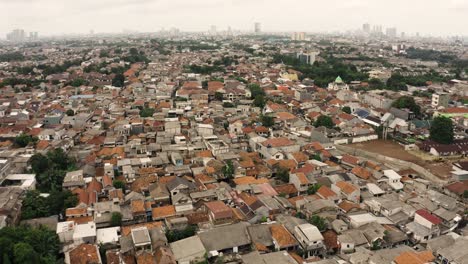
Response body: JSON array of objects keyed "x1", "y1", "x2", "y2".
[
  {"x1": 1, "y1": 1, "x2": 468, "y2": 264},
  {"x1": 2, "y1": 0, "x2": 468, "y2": 37}
]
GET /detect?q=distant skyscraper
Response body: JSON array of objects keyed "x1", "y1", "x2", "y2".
[
  {"x1": 362, "y1": 23, "x2": 370, "y2": 33},
  {"x1": 291, "y1": 32, "x2": 306, "y2": 41},
  {"x1": 254, "y1": 22, "x2": 261, "y2": 33},
  {"x1": 210, "y1": 25, "x2": 217, "y2": 35},
  {"x1": 29, "y1": 32, "x2": 38, "y2": 40},
  {"x1": 386, "y1": 27, "x2": 397, "y2": 38},
  {"x1": 6, "y1": 29, "x2": 26, "y2": 42}
]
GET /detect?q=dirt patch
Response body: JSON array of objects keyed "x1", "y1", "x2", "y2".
[{"x1": 350, "y1": 140, "x2": 452, "y2": 179}]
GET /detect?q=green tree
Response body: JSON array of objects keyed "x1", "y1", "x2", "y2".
[
  {"x1": 166, "y1": 225, "x2": 197, "y2": 242},
  {"x1": 110, "y1": 212, "x2": 122, "y2": 227},
  {"x1": 0, "y1": 226, "x2": 60, "y2": 264},
  {"x1": 223, "y1": 160, "x2": 235, "y2": 179},
  {"x1": 341, "y1": 106, "x2": 351, "y2": 114},
  {"x1": 71, "y1": 78, "x2": 85, "y2": 87},
  {"x1": 113, "y1": 180, "x2": 125, "y2": 190},
  {"x1": 14, "y1": 133, "x2": 34, "y2": 148},
  {"x1": 308, "y1": 215, "x2": 327, "y2": 231},
  {"x1": 368, "y1": 78, "x2": 385, "y2": 89},
  {"x1": 391, "y1": 96, "x2": 421, "y2": 116},
  {"x1": 66, "y1": 109, "x2": 75, "y2": 116},
  {"x1": 29, "y1": 153, "x2": 50, "y2": 174},
  {"x1": 253, "y1": 95, "x2": 266, "y2": 108},
  {"x1": 140, "y1": 108, "x2": 155, "y2": 117},
  {"x1": 223, "y1": 102, "x2": 235, "y2": 108},
  {"x1": 248, "y1": 83, "x2": 265, "y2": 98},
  {"x1": 314, "y1": 115, "x2": 334, "y2": 128},
  {"x1": 13, "y1": 243, "x2": 38, "y2": 264},
  {"x1": 112, "y1": 73, "x2": 125, "y2": 87},
  {"x1": 276, "y1": 167, "x2": 290, "y2": 183},
  {"x1": 214, "y1": 92, "x2": 224, "y2": 101},
  {"x1": 307, "y1": 184, "x2": 322, "y2": 195},
  {"x1": 463, "y1": 190, "x2": 468, "y2": 199},
  {"x1": 430, "y1": 116, "x2": 454, "y2": 144},
  {"x1": 261, "y1": 115, "x2": 274, "y2": 127}
]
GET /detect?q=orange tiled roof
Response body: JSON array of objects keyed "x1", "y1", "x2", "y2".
[
  {"x1": 131, "y1": 200, "x2": 145, "y2": 214},
  {"x1": 69, "y1": 244, "x2": 100, "y2": 264},
  {"x1": 271, "y1": 224, "x2": 297, "y2": 248},
  {"x1": 233, "y1": 176, "x2": 269, "y2": 185},
  {"x1": 351, "y1": 166, "x2": 372, "y2": 180},
  {"x1": 121, "y1": 221, "x2": 163, "y2": 236},
  {"x1": 394, "y1": 251, "x2": 434, "y2": 264},
  {"x1": 317, "y1": 186, "x2": 337, "y2": 199},
  {"x1": 335, "y1": 181, "x2": 357, "y2": 195},
  {"x1": 152, "y1": 205, "x2": 176, "y2": 219}
]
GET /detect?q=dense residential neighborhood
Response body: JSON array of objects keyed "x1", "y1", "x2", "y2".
[{"x1": 0, "y1": 30, "x2": 467, "y2": 264}]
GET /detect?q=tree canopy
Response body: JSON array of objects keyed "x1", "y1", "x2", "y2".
[
  {"x1": 110, "y1": 212, "x2": 123, "y2": 227},
  {"x1": 112, "y1": 73, "x2": 125, "y2": 87},
  {"x1": 66, "y1": 109, "x2": 75, "y2": 116},
  {"x1": 21, "y1": 190, "x2": 77, "y2": 220},
  {"x1": 222, "y1": 160, "x2": 235, "y2": 180},
  {"x1": 14, "y1": 133, "x2": 36, "y2": 148},
  {"x1": 261, "y1": 115, "x2": 275, "y2": 127},
  {"x1": 342, "y1": 106, "x2": 351, "y2": 114},
  {"x1": 430, "y1": 116, "x2": 454, "y2": 144},
  {"x1": 140, "y1": 108, "x2": 155, "y2": 117},
  {"x1": 314, "y1": 115, "x2": 335, "y2": 129},
  {"x1": 0, "y1": 225, "x2": 61, "y2": 264},
  {"x1": 391, "y1": 96, "x2": 421, "y2": 116},
  {"x1": 30, "y1": 148, "x2": 76, "y2": 192}
]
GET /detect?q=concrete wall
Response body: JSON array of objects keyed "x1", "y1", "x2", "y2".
[{"x1": 336, "y1": 144, "x2": 443, "y2": 184}]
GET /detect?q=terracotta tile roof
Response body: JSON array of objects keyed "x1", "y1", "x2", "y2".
[
  {"x1": 307, "y1": 111, "x2": 321, "y2": 120},
  {"x1": 416, "y1": 209, "x2": 442, "y2": 225},
  {"x1": 335, "y1": 181, "x2": 358, "y2": 195},
  {"x1": 152, "y1": 205, "x2": 176, "y2": 220},
  {"x1": 317, "y1": 186, "x2": 337, "y2": 199},
  {"x1": 341, "y1": 154, "x2": 359, "y2": 166},
  {"x1": 87, "y1": 178, "x2": 103, "y2": 193},
  {"x1": 109, "y1": 189, "x2": 124, "y2": 200},
  {"x1": 288, "y1": 195, "x2": 306, "y2": 206},
  {"x1": 102, "y1": 175, "x2": 113, "y2": 187},
  {"x1": 295, "y1": 172, "x2": 309, "y2": 184},
  {"x1": 186, "y1": 212, "x2": 210, "y2": 224},
  {"x1": 131, "y1": 175, "x2": 158, "y2": 192},
  {"x1": 394, "y1": 250, "x2": 434, "y2": 264},
  {"x1": 445, "y1": 181, "x2": 468, "y2": 195},
  {"x1": 66, "y1": 216, "x2": 93, "y2": 225},
  {"x1": 254, "y1": 126, "x2": 269, "y2": 133},
  {"x1": 121, "y1": 221, "x2": 163, "y2": 236},
  {"x1": 66, "y1": 207, "x2": 88, "y2": 217},
  {"x1": 276, "y1": 112, "x2": 296, "y2": 120},
  {"x1": 351, "y1": 166, "x2": 372, "y2": 180},
  {"x1": 36, "y1": 140, "x2": 49, "y2": 150},
  {"x1": 291, "y1": 152, "x2": 309, "y2": 163},
  {"x1": 323, "y1": 230, "x2": 339, "y2": 250},
  {"x1": 136, "y1": 252, "x2": 156, "y2": 264},
  {"x1": 69, "y1": 244, "x2": 100, "y2": 264},
  {"x1": 274, "y1": 184, "x2": 298, "y2": 195},
  {"x1": 195, "y1": 150, "x2": 213, "y2": 158},
  {"x1": 131, "y1": 200, "x2": 145, "y2": 214},
  {"x1": 205, "y1": 201, "x2": 232, "y2": 219},
  {"x1": 261, "y1": 137, "x2": 295, "y2": 147},
  {"x1": 441, "y1": 107, "x2": 468, "y2": 114},
  {"x1": 338, "y1": 200, "x2": 360, "y2": 213},
  {"x1": 233, "y1": 176, "x2": 269, "y2": 185},
  {"x1": 276, "y1": 159, "x2": 298, "y2": 170},
  {"x1": 271, "y1": 224, "x2": 297, "y2": 248}
]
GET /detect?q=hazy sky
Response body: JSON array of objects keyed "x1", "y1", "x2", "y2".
[{"x1": 1, "y1": 0, "x2": 468, "y2": 37}]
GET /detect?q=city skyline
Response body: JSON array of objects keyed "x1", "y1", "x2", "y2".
[{"x1": 1, "y1": 0, "x2": 468, "y2": 38}]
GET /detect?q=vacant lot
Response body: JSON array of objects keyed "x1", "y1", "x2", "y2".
[{"x1": 350, "y1": 140, "x2": 452, "y2": 180}]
